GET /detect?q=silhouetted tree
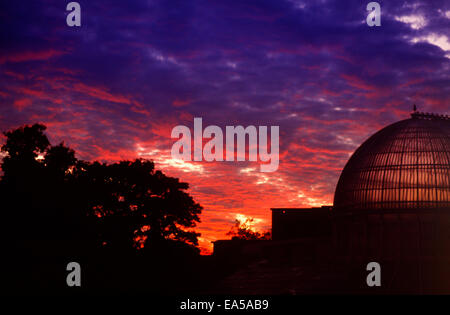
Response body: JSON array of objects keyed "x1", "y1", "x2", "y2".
[
  {"x1": 1, "y1": 123, "x2": 49, "y2": 199},
  {"x1": 1, "y1": 123, "x2": 49, "y2": 165},
  {"x1": 227, "y1": 217, "x2": 271, "y2": 240},
  {"x1": 74, "y1": 159, "x2": 202, "y2": 250},
  {"x1": 0, "y1": 123, "x2": 204, "y2": 292},
  {"x1": 44, "y1": 142, "x2": 76, "y2": 178},
  {"x1": 1, "y1": 124, "x2": 50, "y2": 239}
]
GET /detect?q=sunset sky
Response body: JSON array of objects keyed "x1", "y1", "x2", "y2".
[{"x1": 1, "y1": 0, "x2": 449, "y2": 253}]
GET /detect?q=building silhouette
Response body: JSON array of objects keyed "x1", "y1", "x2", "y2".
[{"x1": 213, "y1": 110, "x2": 450, "y2": 293}]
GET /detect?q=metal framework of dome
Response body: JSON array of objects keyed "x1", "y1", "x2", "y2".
[{"x1": 334, "y1": 111, "x2": 450, "y2": 212}]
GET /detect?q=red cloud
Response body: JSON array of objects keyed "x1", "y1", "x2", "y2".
[
  {"x1": 0, "y1": 50, "x2": 65, "y2": 64},
  {"x1": 172, "y1": 98, "x2": 191, "y2": 107},
  {"x1": 73, "y1": 83, "x2": 132, "y2": 104},
  {"x1": 340, "y1": 74, "x2": 376, "y2": 91},
  {"x1": 13, "y1": 98, "x2": 32, "y2": 111}
]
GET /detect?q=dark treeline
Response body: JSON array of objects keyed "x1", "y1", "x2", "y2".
[
  {"x1": 227, "y1": 218, "x2": 271, "y2": 240},
  {"x1": 0, "y1": 123, "x2": 231, "y2": 294}
]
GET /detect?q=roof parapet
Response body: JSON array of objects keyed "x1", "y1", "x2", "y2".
[{"x1": 411, "y1": 111, "x2": 449, "y2": 120}]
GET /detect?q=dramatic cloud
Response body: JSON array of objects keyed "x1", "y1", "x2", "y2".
[{"x1": 0, "y1": 0, "x2": 449, "y2": 253}]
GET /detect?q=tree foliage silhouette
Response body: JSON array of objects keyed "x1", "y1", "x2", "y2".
[
  {"x1": 227, "y1": 217, "x2": 271, "y2": 240},
  {"x1": 74, "y1": 159, "x2": 202, "y2": 249},
  {"x1": 1, "y1": 123, "x2": 202, "y2": 247},
  {"x1": 1, "y1": 123, "x2": 204, "y2": 291}
]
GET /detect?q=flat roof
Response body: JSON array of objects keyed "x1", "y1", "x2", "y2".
[{"x1": 271, "y1": 206, "x2": 333, "y2": 211}]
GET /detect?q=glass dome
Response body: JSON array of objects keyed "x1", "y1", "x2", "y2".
[{"x1": 334, "y1": 112, "x2": 450, "y2": 212}]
